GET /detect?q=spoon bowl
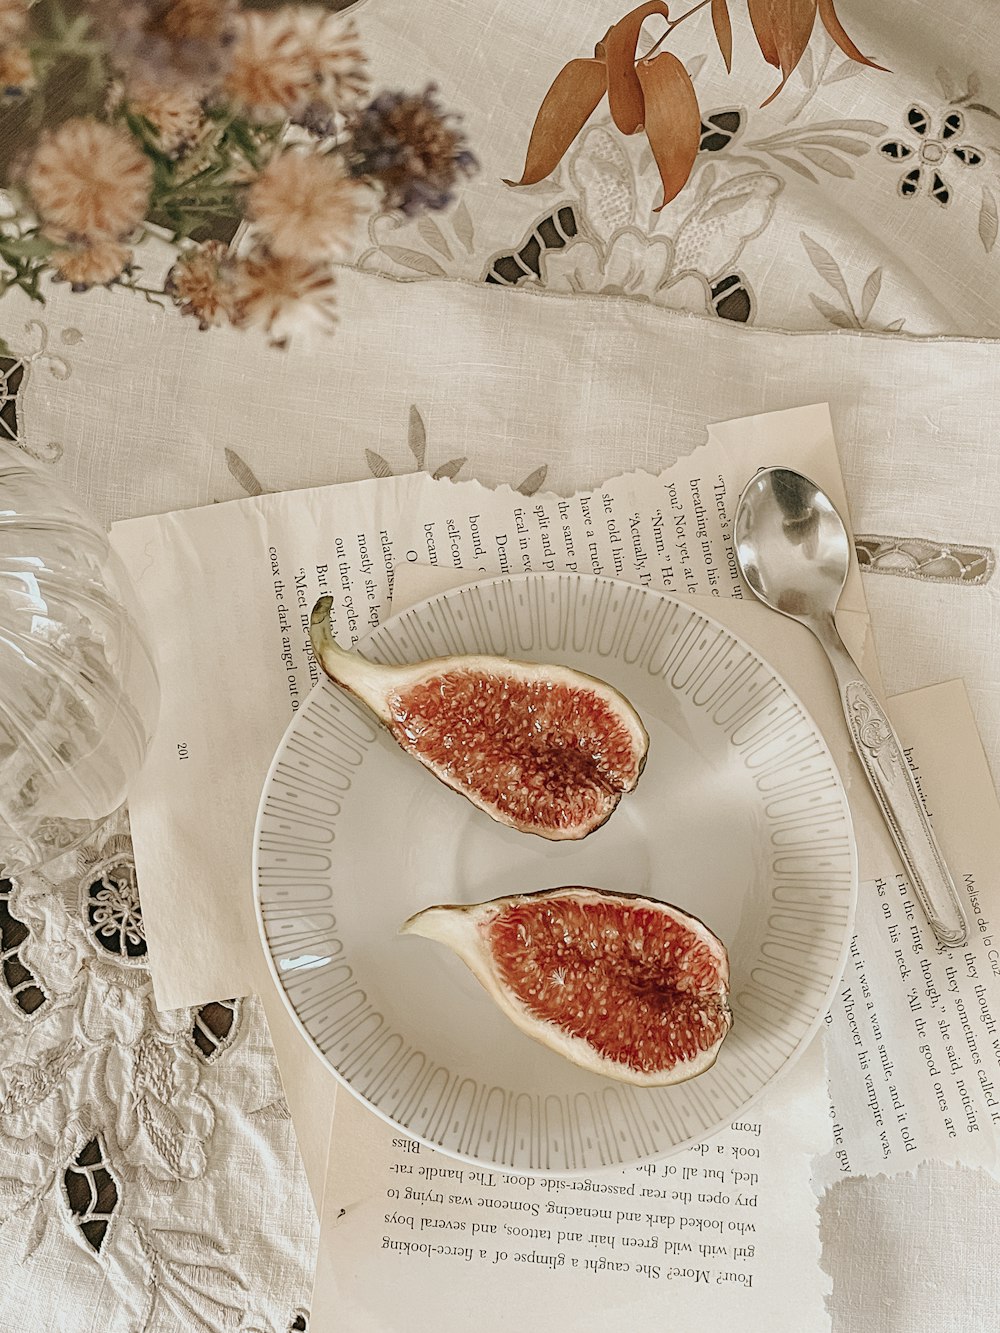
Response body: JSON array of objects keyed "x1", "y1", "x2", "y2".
[
  {"x1": 735, "y1": 468, "x2": 850, "y2": 621},
  {"x1": 735, "y1": 465, "x2": 968, "y2": 949}
]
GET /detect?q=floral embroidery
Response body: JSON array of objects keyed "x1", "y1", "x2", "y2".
[
  {"x1": 0, "y1": 878, "x2": 47, "y2": 1015},
  {"x1": 800, "y1": 233, "x2": 903, "y2": 332},
  {"x1": 362, "y1": 403, "x2": 550, "y2": 493},
  {"x1": 855, "y1": 535, "x2": 995, "y2": 585},
  {"x1": 88, "y1": 876, "x2": 143, "y2": 954},
  {"x1": 225, "y1": 446, "x2": 267, "y2": 496},
  {"x1": 0, "y1": 357, "x2": 23, "y2": 445},
  {"x1": 0, "y1": 319, "x2": 79, "y2": 462},
  {"x1": 80, "y1": 833, "x2": 146, "y2": 962},
  {"x1": 0, "y1": 811, "x2": 314, "y2": 1322},
  {"x1": 742, "y1": 117, "x2": 888, "y2": 184},
  {"x1": 879, "y1": 106, "x2": 984, "y2": 205},
  {"x1": 538, "y1": 225, "x2": 675, "y2": 301},
  {"x1": 480, "y1": 120, "x2": 783, "y2": 326},
  {"x1": 134, "y1": 1223, "x2": 250, "y2": 1330},
  {"x1": 192, "y1": 999, "x2": 243, "y2": 1062},
  {"x1": 699, "y1": 110, "x2": 742, "y2": 153},
  {"x1": 223, "y1": 404, "x2": 548, "y2": 496},
  {"x1": 360, "y1": 109, "x2": 782, "y2": 328},
  {"x1": 365, "y1": 402, "x2": 466, "y2": 482},
  {"x1": 484, "y1": 205, "x2": 578, "y2": 285},
  {"x1": 103, "y1": 1029, "x2": 216, "y2": 1183},
  {"x1": 64, "y1": 1135, "x2": 120, "y2": 1253}
]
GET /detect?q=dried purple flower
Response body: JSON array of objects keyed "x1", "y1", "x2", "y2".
[
  {"x1": 93, "y1": 0, "x2": 238, "y2": 89},
  {"x1": 346, "y1": 85, "x2": 477, "y2": 216},
  {"x1": 292, "y1": 99, "x2": 339, "y2": 140}
]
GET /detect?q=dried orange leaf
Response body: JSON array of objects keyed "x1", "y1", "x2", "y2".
[
  {"x1": 817, "y1": 0, "x2": 888, "y2": 72},
  {"x1": 714, "y1": 0, "x2": 736, "y2": 72},
  {"x1": 776, "y1": 0, "x2": 817, "y2": 79},
  {"x1": 605, "y1": 1, "x2": 671, "y2": 135},
  {"x1": 752, "y1": 0, "x2": 821, "y2": 106},
  {"x1": 712, "y1": 0, "x2": 733, "y2": 73},
  {"x1": 748, "y1": 0, "x2": 779, "y2": 67},
  {"x1": 637, "y1": 52, "x2": 701, "y2": 211},
  {"x1": 505, "y1": 58, "x2": 607, "y2": 187}
]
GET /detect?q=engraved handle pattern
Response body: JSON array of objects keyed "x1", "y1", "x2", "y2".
[{"x1": 842, "y1": 679, "x2": 968, "y2": 947}]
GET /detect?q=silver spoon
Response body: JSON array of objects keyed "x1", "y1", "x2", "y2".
[{"x1": 734, "y1": 466, "x2": 968, "y2": 948}]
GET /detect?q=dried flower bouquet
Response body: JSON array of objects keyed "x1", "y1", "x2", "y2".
[{"x1": 0, "y1": 0, "x2": 477, "y2": 346}]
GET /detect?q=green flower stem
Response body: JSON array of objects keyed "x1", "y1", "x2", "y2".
[
  {"x1": 29, "y1": 0, "x2": 105, "y2": 75},
  {"x1": 156, "y1": 190, "x2": 242, "y2": 207},
  {"x1": 169, "y1": 113, "x2": 241, "y2": 180},
  {"x1": 115, "y1": 277, "x2": 170, "y2": 309},
  {"x1": 124, "y1": 283, "x2": 168, "y2": 297},
  {"x1": 29, "y1": 34, "x2": 104, "y2": 59},
  {"x1": 0, "y1": 268, "x2": 47, "y2": 304}
]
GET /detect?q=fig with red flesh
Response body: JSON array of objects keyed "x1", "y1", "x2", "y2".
[
  {"x1": 309, "y1": 596, "x2": 648, "y2": 840},
  {"x1": 401, "y1": 886, "x2": 732, "y2": 1086}
]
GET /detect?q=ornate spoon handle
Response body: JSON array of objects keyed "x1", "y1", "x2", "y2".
[{"x1": 812, "y1": 616, "x2": 968, "y2": 948}]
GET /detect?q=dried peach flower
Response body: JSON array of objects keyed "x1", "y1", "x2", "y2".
[
  {"x1": 27, "y1": 118, "x2": 153, "y2": 240},
  {"x1": 224, "y1": 11, "x2": 308, "y2": 119},
  {"x1": 289, "y1": 7, "x2": 367, "y2": 110},
  {"x1": 165, "y1": 240, "x2": 236, "y2": 329},
  {"x1": 51, "y1": 239, "x2": 132, "y2": 290},
  {"x1": 224, "y1": 7, "x2": 366, "y2": 122},
  {"x1": 0, "y1": 43, "x2": 34, "y2": 98},
  {"x1": 230, "y1": 244, "x2": 337, "y2": 346},
  {"x1": 0, "y1": 0, "x2": 28, "y2": 47},
  {"x1": 127, "y1": 78, "x2": 205, "y2": 157},
  {"x1": 248, "y1": 149, "x2": 366, "y2": 260}
]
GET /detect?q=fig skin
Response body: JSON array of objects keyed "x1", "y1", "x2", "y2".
[
  {"x1": 308, "y1": 596, "x2": 649, "y2": 840},
  {"x1": 401, "y1": 886, "x2": 733, "y2": 1087}
]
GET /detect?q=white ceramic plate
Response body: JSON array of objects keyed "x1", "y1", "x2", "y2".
[{"x1": 254, "y1": 573, "x2": 856, "y2": 1173}]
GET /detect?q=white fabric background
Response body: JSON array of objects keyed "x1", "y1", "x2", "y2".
[{"x1": 2, "y1": 0, "x2": 1000, "y2": 1328}]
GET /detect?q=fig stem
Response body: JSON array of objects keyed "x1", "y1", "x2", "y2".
[{"x1": 308, "y1": 595, "x2": 394, "y2": 712}]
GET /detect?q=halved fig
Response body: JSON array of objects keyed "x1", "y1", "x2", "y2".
[
  {"x1": 309, "y1": 596, "x2": 648, "y2": 840},
  {"x1": 401, "y1": 886, "x2": 732, "y2": 1086}
]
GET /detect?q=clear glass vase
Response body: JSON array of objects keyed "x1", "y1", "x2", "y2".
[{"x1": 0, "y1": 444, "x2": 160, "y2": 874}]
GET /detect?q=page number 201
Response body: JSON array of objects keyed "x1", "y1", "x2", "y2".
[{"x1": 177, "y1": 742, "x2": 190, "y2": 761}]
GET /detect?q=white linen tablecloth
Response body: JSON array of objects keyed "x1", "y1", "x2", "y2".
[{"x1": 1, "y1": 1, "x2": 999, "y2": 1328}]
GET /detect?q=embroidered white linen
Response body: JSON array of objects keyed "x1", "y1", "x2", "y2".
[
  {"x1": 2, "y1": 0, "x2": 1000, "y2": 1327},
  {"x1": 5, "y1": 264, "x2": 1000, "y2": 1333}
]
